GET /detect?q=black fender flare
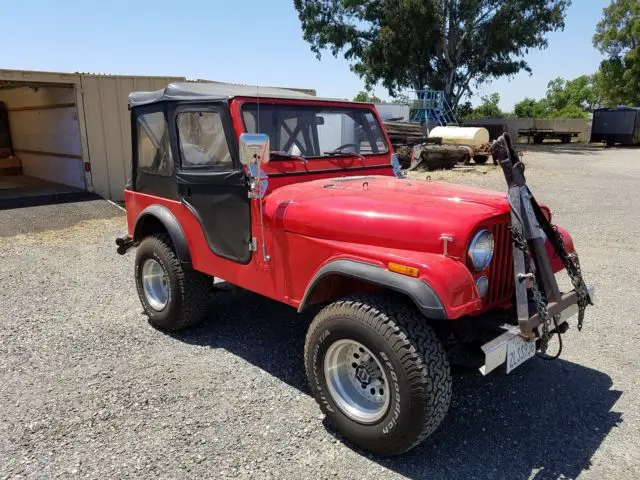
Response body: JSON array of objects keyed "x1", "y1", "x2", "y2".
[
  {"x1": 133, "y1": 205, "x2": 192, "y2": 268},
  {"x1": 297, "y1": 259, "x2": 447, "y2": 320}
]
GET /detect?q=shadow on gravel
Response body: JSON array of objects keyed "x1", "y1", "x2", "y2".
[
  {"x1": 369, "y1": 361, "x2": 622, "y2": 480},
  {"x1": 173, "y1": 289, "x2": 622, "y2": 480},
  {"x1": 172, "y1": 288, "x2": 314, "y2": 392}
]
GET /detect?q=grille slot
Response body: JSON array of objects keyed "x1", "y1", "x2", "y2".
[{"x1": 487, "y1": 218, "x2": 514, "y2": 306}]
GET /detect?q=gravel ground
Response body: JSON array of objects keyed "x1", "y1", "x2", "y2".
[
  {"x1": 0, "y1": 197, "x2": 120, "y2": 237},
  {"x1": 1, "y1": 144, "x2": 639, "y2": 479}
]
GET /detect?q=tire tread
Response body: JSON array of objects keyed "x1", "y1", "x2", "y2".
[
  {"x1": 137, "y1": 233, "x2": 210, "y2": 331},
  {"x1": 304, "y1": 294, "x2": 452, "y2": 454}
]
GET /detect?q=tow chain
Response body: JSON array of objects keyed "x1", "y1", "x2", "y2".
[
  {"x1": 546, "y1": 224, "x2": 592, "y2": 331},
  {"x1": 510, "y1": 226, "x2": 563, "y2": 358}
]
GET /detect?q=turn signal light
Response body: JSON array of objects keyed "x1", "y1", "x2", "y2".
[{"x1": 387, "y1": 262, "x2": 420, "y2": 278}]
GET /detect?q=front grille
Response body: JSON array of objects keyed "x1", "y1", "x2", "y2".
[{"x1": 486, "y1": 218, "x2": 514, "y2": 306}]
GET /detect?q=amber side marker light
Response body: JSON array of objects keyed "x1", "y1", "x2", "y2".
[{"x1": 387, "y1": 262, "x2": 420, "y2": 278}]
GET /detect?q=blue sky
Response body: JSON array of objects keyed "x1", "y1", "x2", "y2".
[{"x1": 2, "y1": 0, "x2": 609, "y2": 111}]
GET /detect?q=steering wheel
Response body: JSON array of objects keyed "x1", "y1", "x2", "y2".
[{"x1": 334, "y1": 143, "x2": 359, "y2": 152}]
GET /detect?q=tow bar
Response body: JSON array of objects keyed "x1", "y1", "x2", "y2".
[{"x1": 479, "y1": 133, "x2": 593, "y2": 374}]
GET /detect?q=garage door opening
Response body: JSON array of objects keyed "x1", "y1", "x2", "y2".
[{"x1": 0, "y1": 82, "x2": 91, "y2": 208}]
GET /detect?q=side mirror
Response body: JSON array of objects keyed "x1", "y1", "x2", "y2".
[{"x1": 239, "y1": 133, "x2": 270, "y2": 165}]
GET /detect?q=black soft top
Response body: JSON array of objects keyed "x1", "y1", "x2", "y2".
[{"x1": 128, "y1": 82, "x2": 328, "y2": 107}]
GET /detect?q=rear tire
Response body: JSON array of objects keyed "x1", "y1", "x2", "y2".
[
  {"x1": 135, "y1": 233, "x2": 210, "y2": 331},
  {"x1": 304, "y1": 295, "x2": 452, "y2": 455}
]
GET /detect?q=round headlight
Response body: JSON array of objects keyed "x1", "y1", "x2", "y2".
[{"x1": 468, "y1": 229, "x2": 494, "y2": 271}]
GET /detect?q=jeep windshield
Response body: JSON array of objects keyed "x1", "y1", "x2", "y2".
[{"x1": 241, "y1": 103, "x2": 388, "y2": 159}]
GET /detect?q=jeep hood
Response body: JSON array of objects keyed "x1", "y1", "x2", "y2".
[{"x1": 266, "y1": 176, "x2": 511, "y2": 256}]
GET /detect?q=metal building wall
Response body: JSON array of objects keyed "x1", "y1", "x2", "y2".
[{"x1": 80, "y1": 74, "x2": 184, "y2": 201}]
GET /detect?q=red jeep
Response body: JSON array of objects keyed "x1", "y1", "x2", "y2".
[{"x1": 117, "y1": 82, "x2": 591, "y2": 455}]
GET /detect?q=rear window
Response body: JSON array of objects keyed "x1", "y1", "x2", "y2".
[
  {"x1": 137, "y1": 112, "x2": 173, "y2": 176},
  {"x1": 242, "y1": 104, "x2": 388, "y2": 158}
]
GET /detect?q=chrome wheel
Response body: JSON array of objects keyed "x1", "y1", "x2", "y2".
[
  {"x1": 323, "y1": 339, "x2": 390, "y2": 424},
  {"x1": 141, "y1": 258, "x2": 169, "y2": 311}
]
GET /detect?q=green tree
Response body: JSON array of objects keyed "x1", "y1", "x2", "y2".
[
  {"x1": 593, "y1": 0, "x2": 640, "y2": 106},
  {"x1": 545, "y1": 78, "x2": 571, "y2": 111},
  {"x1": 514, "y1": 97, "x2": 549, "y2": 118},
  {"x1": 455, "y1": 100, "x2": 474, "y2": 119},
  {"x1": 545, "y1": 75, "x2": 600, "y2": 111},
  {"x1": 353, "y1": 90, "x2": 381, "y2": 103},
  {"x1": 465, "y1": 93, "x2": 505, "y2": 119},
  {"x1": 566, "y1": 75, "x2": 601, "y2": 111},
  {"x1": 294, "y1": 0, "x2": 571, "y2": 108},
  {"x1": 541, "y1": 105, "x2": 589, "y2": 120},
  {"x1": 547, "y1": 104, "x2": 588, "y2": 119},
  {"x1": 513, "y1": 76, "x2": 599, "y2": 118},
  {"x1": 596, "y1": 58, "x2": 631, "y2": 105}
]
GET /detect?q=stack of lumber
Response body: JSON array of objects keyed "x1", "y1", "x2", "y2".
[{"x1": 383, "y1": 121, "x2": 427, "y2": 146}]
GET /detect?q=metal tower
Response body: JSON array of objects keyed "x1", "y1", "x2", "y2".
[{"x1": 411, "y1": 89, "x2": 458, "y2": 127}]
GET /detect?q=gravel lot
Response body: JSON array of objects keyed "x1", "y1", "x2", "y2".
[{"x1": 1, "y1": 144, "x2": 639, "y2": 479}]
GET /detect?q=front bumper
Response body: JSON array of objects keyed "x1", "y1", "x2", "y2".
[{"x1": 479, "y1": 286, "x2": 595, "y2": 375}]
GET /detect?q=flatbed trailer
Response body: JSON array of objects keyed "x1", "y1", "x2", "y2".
[{"x1": 518, "y1": 128, "x2": 580, "y2": 144}]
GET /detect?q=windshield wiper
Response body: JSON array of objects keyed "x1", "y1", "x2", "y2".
[
  {"x1": 323, "y1": 149, "x2": 365, "y2": 159},
  {"x1": 270, "y1": 151, "x2": 308, "y2": 163}
]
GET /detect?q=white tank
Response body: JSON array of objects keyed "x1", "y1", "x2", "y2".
[{"x1": 428, "y1": 126, "x2": 490, "y2": 146}]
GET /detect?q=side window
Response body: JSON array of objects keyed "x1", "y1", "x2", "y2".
[
  {"x1": 177, "y1": 111, "x2": 232, "y2": 169},
  {"x1": 137, "y1": 112, "x2": 173, "y2": 176}
]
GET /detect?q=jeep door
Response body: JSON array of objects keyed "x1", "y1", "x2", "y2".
[{"x1": 170, "y1": 103, "x2": 251, "y2": 264}]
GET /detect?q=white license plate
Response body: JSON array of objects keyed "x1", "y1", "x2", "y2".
[{"x1": 506, "y1": 336, "x2": 536, "y2": 373}]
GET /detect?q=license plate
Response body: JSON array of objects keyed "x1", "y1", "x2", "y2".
[{"x1": 506, "y1": 336, "x2": 536, "y2": 373}]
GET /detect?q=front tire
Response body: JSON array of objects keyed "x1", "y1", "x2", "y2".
[
  {"x1": 304, "y1": 295, "x2": 452, "y2": 455},
  {"x1": 135, "y1": 233, "x2": 210, "y2": 331}
]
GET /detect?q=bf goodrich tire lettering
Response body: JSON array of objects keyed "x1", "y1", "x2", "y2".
[
  {"x1": 134, "y1": 233, "x2": 210, "y2": 331},
  {"x1": 304, "y1": 294, "x2": 452, "y2": 455}
]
